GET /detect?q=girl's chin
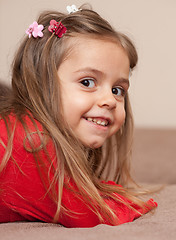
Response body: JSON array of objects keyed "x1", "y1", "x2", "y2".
[{"x1": 81, "y1": 139, "x2": 105, "y2": 149}]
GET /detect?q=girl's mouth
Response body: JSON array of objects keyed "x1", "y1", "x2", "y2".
[{"x1": 85, "y1": 117, "x2": 109, "y2": 126}]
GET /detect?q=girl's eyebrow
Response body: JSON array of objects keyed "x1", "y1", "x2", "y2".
[
  {"x1": 74, "y1": 67, "x2": 130, "y2": 87},
  {"x1": 116, "y1": 78, "x2": 130, "y2": 88},
  {"x1": 74, "y1": 67, "x2": 104, "y2": 77}
]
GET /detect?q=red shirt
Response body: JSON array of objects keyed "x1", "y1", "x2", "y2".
[{"x1": 0, "y1": 113, "x2": 157, "y2": 228}]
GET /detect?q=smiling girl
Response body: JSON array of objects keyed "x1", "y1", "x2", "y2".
[
  {"x1": 59, "y1": 36, "x2": 129, "y2": 149},
  {"x1": 0, "y1": 5, "x2": 157, "y2": 228}
]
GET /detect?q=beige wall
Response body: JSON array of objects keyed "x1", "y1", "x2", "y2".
[{"x1": 0, "y1": 0, "x2": 176, "y2": 128}]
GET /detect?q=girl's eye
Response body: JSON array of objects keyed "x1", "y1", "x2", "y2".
[
  {"x1": 80, "y1": 79, "x2": 95, "y2": 88},
  {"x1": 112, "y1": 87, "x2": 125, "y2": 97}
]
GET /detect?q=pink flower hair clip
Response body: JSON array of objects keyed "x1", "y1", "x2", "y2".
[
  {"x1": 26, "y1": 21, "x2": 44, "y2": 38},
  {"x1": 48, "y1": 20, "x2": 67, "y2": 38}
]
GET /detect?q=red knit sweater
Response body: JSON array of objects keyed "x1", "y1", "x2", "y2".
[{"x1": 0, "y1": 113, "x2": 157, "y2": 228}]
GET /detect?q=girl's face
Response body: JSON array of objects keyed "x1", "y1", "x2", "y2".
[{"x1": 58, "y1": 37, "x2": 130, "y2": 148}]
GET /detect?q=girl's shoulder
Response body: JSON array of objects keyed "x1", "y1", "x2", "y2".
[
  {"x1": 0, "y1": 111, "x2": 45, "y2": 149},
  {"x1": 0, "y1": 110, "x2": 41, "y2": 128},
  {"x1": 0, "y1": 111, "x2": 43, "y2": 129},
  {"x1": 0, "y1": 110, "x2": 55, "y2": 166}
]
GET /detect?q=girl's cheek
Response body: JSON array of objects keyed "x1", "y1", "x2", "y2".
[
  {"x1": 120, "y1": 108, "x2": 126, "y2": 125},
  {"x1": 114, "y1": 107, "x2": 126, "y2": 131}
]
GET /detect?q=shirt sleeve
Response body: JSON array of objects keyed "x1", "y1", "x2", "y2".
[{"x1": 58, "y1": 180, "x2": 157, "y2": 227}]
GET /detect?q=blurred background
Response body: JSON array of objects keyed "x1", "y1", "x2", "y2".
[{"x1": 0, "y1": 0, "x2": 176, "y2": 129}]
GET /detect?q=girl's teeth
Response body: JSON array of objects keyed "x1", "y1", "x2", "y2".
[
  {"x1": 100, "y1": 121, "x2": 106, "y2": 126},
  {"x1": 86, "y1": 118, "x2": 108, "y2": 126},
  {"x1": 87, "y1": 118, "x2": 93, "y2": 122}
]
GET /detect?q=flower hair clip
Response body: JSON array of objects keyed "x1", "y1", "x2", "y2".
[
  {"x1": 48, "y1": 20, "x2": 67, "y2": 38},
  {"x1": 66, "y1": 4, "x2": 80, "y2": 14},
  {"x1": 26, "y1": 21, "x2": 44, "y2": 38}
]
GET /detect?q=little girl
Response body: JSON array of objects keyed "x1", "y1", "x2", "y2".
[{"x1": 0, "y1": 5, "x2": 157, "y2": 228}]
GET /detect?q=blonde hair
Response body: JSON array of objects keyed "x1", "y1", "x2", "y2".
[{"x1": 0, "y1": 5, "x2": 151, "y2": 224}]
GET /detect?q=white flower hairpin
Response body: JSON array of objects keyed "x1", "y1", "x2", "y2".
[{"x1": 67, "y1": 5, "x2": 80, "y2": 14}]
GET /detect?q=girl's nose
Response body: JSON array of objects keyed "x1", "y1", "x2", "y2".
[{"x1": 97, "y1": 89, "x2": 116, "y2": 110}]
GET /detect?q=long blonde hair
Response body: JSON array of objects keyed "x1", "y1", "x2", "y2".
[{"x1": 0, "y1": 5, "x2": 149, "y2": 224}]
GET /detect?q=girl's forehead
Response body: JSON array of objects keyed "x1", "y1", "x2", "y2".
[
  {"x1": 63, "y1": 34, "x2": 126, "y2": 61},
  {"x1": 58, "y1": 35, "x2": 130, "y2": 80}
]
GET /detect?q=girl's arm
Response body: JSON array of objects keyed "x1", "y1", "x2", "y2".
[{"x1": 0, "y1": 115, "x2": 157, "y2": 227}]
